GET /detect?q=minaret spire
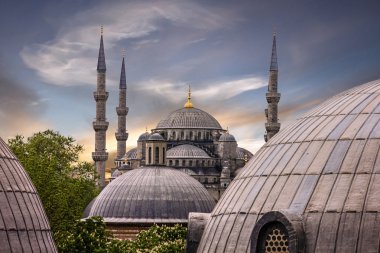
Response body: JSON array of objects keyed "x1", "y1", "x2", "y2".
[
  {"x1": 264, "y1": 33, "x2": 281, "y2": 142},
  {"x1": 92, "y1": 26, "x2": 109, "y2": 188},
  {"x1": 115, "y1": 51, "x2": 129, "y2": 166}
]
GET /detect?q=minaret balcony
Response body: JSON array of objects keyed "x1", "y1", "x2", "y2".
[
  {"x1": 116, "y1": 107, "x2": 129, "y2": 116},
  {"x1": 92, "y1": 151, "x2": 109, "y2": 161},
  {"x1": 93, "y1": 91, "x2": 109, "y2": 101},
  {"x1": 115, "y1": 132, "x2": 129, "y2": 141},
  {"x1": 266, "y1": 92, "x2": 281, "y2": 103},
  {"x1": 265, "y1": 122, "x2": 281, "y2": 131},
  {"x1": 93, "y1": 121, "x2": 109, "y2": 131}
]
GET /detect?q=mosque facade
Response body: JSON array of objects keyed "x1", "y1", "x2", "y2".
[{"x1": 89, "y1": 31, "x2": 285, "y2": 200}]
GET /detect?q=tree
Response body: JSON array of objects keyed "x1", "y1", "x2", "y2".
[
  {"x1": 57, "y1": 217, "x2": 187, "y2": 253},
  {"x1": 8, "y1": 130, "x2": 99, "y2": 234}
]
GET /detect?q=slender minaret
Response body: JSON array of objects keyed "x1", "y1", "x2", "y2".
[
  {"x1": 92, "y1": 26, "x2": 109, "y2": 188},
  {"x1": 264, "y1": 33, "x2": 281, "y2": 142},
  {"x1": 115, "y1": 52, "x2": 129, "y2": 166}
]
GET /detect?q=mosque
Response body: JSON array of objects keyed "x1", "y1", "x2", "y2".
[
  {"x1": 85, "y1": 30, "x2": 280, "y2": 238},
  {"x1": 90, "y1": 31, "x2": 282, "y2": 200}
]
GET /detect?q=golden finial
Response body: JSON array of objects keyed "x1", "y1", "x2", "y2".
[
  {"x1": 101, "y1": 25, "x2": 103, "y2": 35},
  {"x1": 145, "y1": 126, "x2": 148, "y2": 133},
  {"x1": 244, "y1": 154, "x2": 248, "y2": 164},
  {"x1": 273, "y1": 26, "x2": 277, "y2": 36},
  {"x1": 184, "y1": 84, "x2": 193, "y2": 108}
]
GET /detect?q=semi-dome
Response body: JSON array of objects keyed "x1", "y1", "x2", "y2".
[
  {"x1": 219, "y1": 132, "x2": 236, "y2": 142},
  {"x1": 236, "y1": 147, "x2": 253, "y2": 160},
  {"x1": 0, "y1": 138, "x2": 57, "y2": 252},
  {"x1": 166, "y1": 144, "x2": 211, "y2": 159},
  {"x1": 155, "y1": 107, "x2": 222, "y2": 130},
  {"x1": 197, "y1": 79, "x2": 380, "y2": 252},
  {"x1": 148, "y1": 132, "x2": 165, "y2": 141},
  {"x1": 85, "y1": 167, "x2": 215, "y2": 223},
  {"x1": 137, "y1": 131, "x2": 150, "y2": 141},
  {"x1": 124, "y1": 147, "x2": 137, "y2": 160}
]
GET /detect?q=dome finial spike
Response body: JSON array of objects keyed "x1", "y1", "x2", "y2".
[
  {"x1": 184, "y1": 84, "x2": 193, "y2": 108},
  {"x1": 101, "y1": 25, "x2": 103, "y2": 35},
  {"x1": 146, "y1": 126, "x2": 148, "y2": 133}
]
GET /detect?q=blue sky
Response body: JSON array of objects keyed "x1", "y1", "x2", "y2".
[{"x1": 0, "y1": 0, "x2": 379, "y2": 162}]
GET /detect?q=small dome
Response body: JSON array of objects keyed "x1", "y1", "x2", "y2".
[
  {"x1": 148, "y1": 133, "x2": 165, "y2": 141},
  {"x1": 0, "y1": 138, "x2": 57, "y2": 252},
  {"x1": 155, "y1": 107, "x2": 222, "y2": 130},
  {"x1": 166, "y1": 144, "x2": 211, "y2": 159},
  {"x1": 219, "y1": 132, "x2": 236, "y2": 142},
  {"x1": 85, "y1": 167, "x2": 215, "y2": 223},
  {"x1": 236, "y1": 147, "x2": 254, "y2": 160},
  {"x1": 198, "y1": 79, "x2": 380, "y2": 252},
  {"x1": 124, "y1": 148, "x2": 137, "y2": 160},
  {"x1": 111, "y1": 169, "x2": 122, "y2": 178},
  {"x1": 137, "y1": 132, "x2": 150, "y2": 141}
]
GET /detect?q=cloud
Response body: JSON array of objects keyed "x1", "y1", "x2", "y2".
[
  {"x1": 20, "y1": 1, "x2": 236, "y2": 87},
  {"x1": 0, "y1": 72, "x2": 50, "y2": 139},
  {"x1": 136, "y1": 76, "x2": 266, "y2": 103}
]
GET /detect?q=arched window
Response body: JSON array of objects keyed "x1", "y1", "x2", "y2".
[
  {"x1": 257, "y1": 222, "x2": 289, "y2": 253},
  {"x1": 175, "y1": 160, "x2": 179, "y2": 166},
  {"x1": 251, "y1": 211, "x2": 304, "y2": 253},
  {"x1": 204, "y1": 178, "x2": 208, "y2": 183},
  {"x1": 148, "y1": 147, "x2": 152, "y2": 164},
  {"x1": 169, "y1": 160, "x2": 173, "y2": 166},
  {"x1": 189, "y1": 160, "x2": 193, "y2": 167},
  {"x1": 155, "y1": 147, "x2": 159, "y2": 164},
  {"x1": 181, "y1": 131, "x2": 184, "y2": 139},
  {"x1": 190, "y1": 131, "x2": 193, "y2": 140},
  {"x1": 198, "y1": 132, "x2": 201, "y2": 140},
  {"x1": 196, "y1": 160, "x2": 199, "y2": 167},
  {"x1": 206, "y1": 132, "x2": 210, "y2": 140},
  {"x1": 162, "y1": 147, "x2": 166, "y2": 164},
  {"x1": 173, "y1": 131, "x2": 176, "y2": 140}
]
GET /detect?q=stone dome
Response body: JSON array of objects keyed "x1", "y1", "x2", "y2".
[
  {"x1": 236, "y1": 147, "x2": 254, "y2": 160},
  {"x1": 219, "y1": 132, "x2": 236, "y2": 142},
  {"x1": 0, "y1": 138, "x2": 57, "y2": 252},
  {"x1": 166, "y1": 144, "x2": 211, "y2": 159},
  {"x1": 197, "y1": 79, "x2": 380, "y2": 252},
  {"x1": 155, "y1": 107, "x2": 222, "y2": 130},
  {"x1": 137, "y1": 132, "x2": 150, "y2": 141},
  {"x1": 148, "y1": 133, "x2": 165, "y2": 141},
  {"x1": 85, "y1": 167, "x2": 215, "y2": 223},
  {"x1": 124, "y1": 147, "x2": 137, "y2": 160}
]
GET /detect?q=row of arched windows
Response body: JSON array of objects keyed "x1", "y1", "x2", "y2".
[
  {"x1": 167, "y1": 159, "x2": 215, "y2": 167},
  {"x1": 168, "y1": 131, "x2": 212, "y2": 141}
]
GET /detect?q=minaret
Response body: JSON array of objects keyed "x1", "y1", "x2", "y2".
[
  {"x1": 115, "y1": 52, "x2": 129, "y2": 166},
  {"x1": 264, "y1": 33, "x2": 281, "y2": 142},
  {"x1": 92, "y1": 26, "x2": 109, "y2": 188}
]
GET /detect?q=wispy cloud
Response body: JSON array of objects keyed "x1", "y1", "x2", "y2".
[
  {"x1": 20, "y1": 1, "x2": 236, "y2": 87},
  {"x1": 136, "y1": 76, "x2": 266, "y2": 102}
]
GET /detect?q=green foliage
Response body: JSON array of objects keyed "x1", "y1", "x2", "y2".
[
  {"x1": 56, "y1": 218, "x2": 187, "y2": 253},
  {"x1": 55, "y1": 216, "x2": 113, "y2": 253},
  {"x1": 7, "y1": 130, "x2": 99, "y2": 234}
]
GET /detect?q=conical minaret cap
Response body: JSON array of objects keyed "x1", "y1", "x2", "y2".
[
  {"x1": 97, "y1": 28, "x2": 106, "y2": 72},
  {"x1": 269, "y1": 33, "x2": 278, "y2": 71},
  {"x1": 119, "y1": 57, "x2": 126, "y2": 89}
]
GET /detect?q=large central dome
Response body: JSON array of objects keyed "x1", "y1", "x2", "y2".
[{"x1": 155, "y1": 107, "x2": 222, "y2": 130}]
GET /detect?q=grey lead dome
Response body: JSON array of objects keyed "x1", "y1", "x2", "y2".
[
  {"x1": 155, "y1": 107, "x2": 222, "y2": 130},
  {"x1": 86, "y1": 167, "x2": 215, "y2": 223},
  {"x1": 197, "y1": 79, "x2": 380, "y2": 252},
  {"x1": 166, "y1": 144, "x2": 211, "y2": 159},
  {"x1": 0, "y1": 138, "x2": 57, "y2": 252}
]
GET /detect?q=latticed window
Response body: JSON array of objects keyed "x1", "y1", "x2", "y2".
[{"x1": 257, "y1": 222, "x2": 289, "y2": 253}]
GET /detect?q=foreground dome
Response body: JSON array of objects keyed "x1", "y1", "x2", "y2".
[
  {"x1": 197, "y1": 79, "x2": 380, "y2": 252},
  {"x1": 86, "y1": 167, "x2": 215, "y2": 223},
  {"x1": 0, "y1": 138, "x2": 57, "y2": 252},
  {"x1": 155, "y1": 107, "x2": 222, "y2": 130},
  {"x1": 167, "y1": 144, "x2": 211, "y2": 159}
]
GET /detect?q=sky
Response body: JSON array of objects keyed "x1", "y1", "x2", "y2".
[{"x1": 0, "y1": 0, "x2": 379, "y2": 164}]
